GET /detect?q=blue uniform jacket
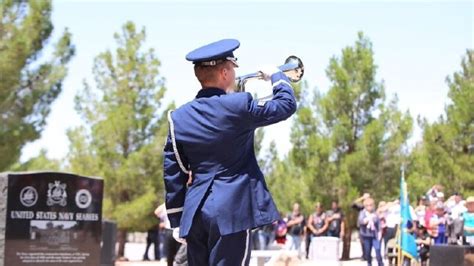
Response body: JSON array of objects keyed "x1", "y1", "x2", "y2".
[{"x1": 163, "y1": 72, "x2": 297, "y2": 238}]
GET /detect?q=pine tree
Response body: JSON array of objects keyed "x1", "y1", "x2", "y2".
[
  {"x1": 408, "y1": 50, "x2": 474, "y2": 196},
  {"x1": 67, "y1": 21, "x2": 169, "y2": 256},
  {"x1": 269, "y1": 32, "x2": 413, "y2": 259},
  {"x1": 0, "y1": 0, "x2": 75, "y2": 170}
]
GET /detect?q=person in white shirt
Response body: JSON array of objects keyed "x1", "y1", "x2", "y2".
[
  {"x1": 415, "y1": 196, "x2": 428, "y2": 227},
  {"x1": 445, "y1": 193, "x2": 467, "y2": 244},
  {"x1": 382, "y1": 200, "x2": 400, "y2": 250},
  {"x1": 381, "y1": 199, "x2": 417, "y2": 249},
  {"x1": 446, "y1": 193, "x2": 467, "y2": 220},
  {"x1": 426, "y1": 185, "x2": 443, "y2": 202}
]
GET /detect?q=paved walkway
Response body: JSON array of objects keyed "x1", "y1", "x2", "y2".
[{"x1": 115, "y1": 241, "x2": 383, "y2": 266}]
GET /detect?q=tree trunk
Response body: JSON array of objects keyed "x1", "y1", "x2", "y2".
[
  {"x1": 341, "y1": 208, "x2": 358, "y2": 260},
  {"x1": 341, "y1": 226, "x2": 352, "y2": 260},
  {"x1": 117, "y1": 229, "x2": 127, "y2": 258}
]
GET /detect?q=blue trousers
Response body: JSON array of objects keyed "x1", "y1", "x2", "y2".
[
  {"x1": 253, "y1": 229, "x2": 272, "y2": 250},
  {"x1": 362, "y1": 236, "x2": 383, "y2": 266},
  {"x1": 288, "y1": 234, "x2": 301, "y2": 251},
  {"x1": 186, "y1": 189, "x2": 251, "y2": 266}
]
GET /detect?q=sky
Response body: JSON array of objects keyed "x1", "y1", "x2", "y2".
[{"x1": 21, "y1": 0, "x2": 473, "y2": 162}]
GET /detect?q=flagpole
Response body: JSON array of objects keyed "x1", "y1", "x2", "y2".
[
  {"x1": 398, "y1": 223, "x2": 402, "y2": 265},
  {"x1": 396, "y1": 225, "x2": 402, "y2": 266},
  {"x1": 398, "y1": 165, "x2": 404, "y2": 266}
]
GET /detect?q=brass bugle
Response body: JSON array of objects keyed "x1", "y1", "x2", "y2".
[{"x1": 236, "y1": 55, "x2": 304, "y2": 92}]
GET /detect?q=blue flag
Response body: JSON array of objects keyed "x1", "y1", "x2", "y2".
[{"x1": 399, "y1": 169, "x2": 419, "y2": 261}]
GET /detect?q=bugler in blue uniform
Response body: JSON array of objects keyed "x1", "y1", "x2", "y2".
[{"x1": 163, "y1": 39, "x2": 297, "y2": 265}]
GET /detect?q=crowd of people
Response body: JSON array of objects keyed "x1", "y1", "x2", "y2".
[
  {"x1": 351, "y1": 186, "x2": 473, "y2": 266},
  {"x1": 142, "y1": 185, "x2": 473, "y2": 266},
  {"x1": 249, "y1": 200, "x2": 345, "y2": 259},
  {"x1": 246, "y1": 185, "x2": 473, "y2": 266}
]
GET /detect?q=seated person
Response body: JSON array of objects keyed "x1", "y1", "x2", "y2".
[
  {"x1": 275, "y1": 218, "x2": 288, "y2": 246},
  {"x1": 415, "y1": 224, "x2": 432, "y2": 266}
]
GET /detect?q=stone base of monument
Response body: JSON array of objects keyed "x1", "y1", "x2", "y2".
[
  {"x1": 308, "y1": 236, "x2": 342, "y2": 266},
  {"x1": 0, "y1": 171, "x2": 103, "y2": 266},
  {"x1": 101, "y1": 220, "x2": 117, "y2": 266}
]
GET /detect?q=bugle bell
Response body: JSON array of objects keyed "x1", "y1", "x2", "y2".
[{"x1": 236, "y1": 55, "x2": 304, "y2": 92}]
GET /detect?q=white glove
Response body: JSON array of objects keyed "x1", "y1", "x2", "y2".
[
  {"x1": 172, "y1": 227, "x2": 187, "y2": 245},
  {"x1": 259, "y1": 65, "x2": 281, "y2": 81}
]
